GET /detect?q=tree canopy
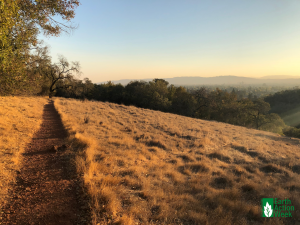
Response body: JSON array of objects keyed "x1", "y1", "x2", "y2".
[{"x1": 0, "y1": 0, "x2": 80, "y2": 95}]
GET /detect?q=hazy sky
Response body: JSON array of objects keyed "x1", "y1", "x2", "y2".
[{"x1": 42, "y1": 0, "x2": 300, "y2": 83}]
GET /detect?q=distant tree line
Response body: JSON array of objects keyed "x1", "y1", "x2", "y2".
[
  {"x1": 264, "y1": 89, "x2": 300, "y2": 138},
  {"x1": 56, "y1": 79, "x2": 286, "y2": 134},
  {"x1": 265, "y1": 89, "x2": 300, "y2": 117},
  {"x1": 186, "y1": 85, "x2": 296, "y2": 100}
]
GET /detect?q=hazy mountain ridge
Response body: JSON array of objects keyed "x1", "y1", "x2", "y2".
[
  {"x1": 260, "y1": 75, "x2": 300, "y2": 79},
  {"x1": 98, "y1": 75, "x2": 300, "y2": 86}
]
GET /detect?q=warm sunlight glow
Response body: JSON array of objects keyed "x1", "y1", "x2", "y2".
[
  {"x1": 42, "y1": 0, "x2": 300, "y2": 83},
  {"x1": 2, "y1": 1, "x2": 300, "y2": 224}
]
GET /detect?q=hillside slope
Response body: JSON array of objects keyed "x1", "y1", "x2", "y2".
[{"x1": 54, "y1": 97, "x2": 300, "y2": 225}]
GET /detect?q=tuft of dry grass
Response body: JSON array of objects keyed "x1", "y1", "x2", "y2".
[
  {"x1": 54, "y1": 97, "x2": 300, "y2": 225},
  {"x1": 0, "y1": 96, "x2": 47, "y2": 209}
]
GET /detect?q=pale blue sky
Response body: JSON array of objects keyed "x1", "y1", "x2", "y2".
[{"x1": 42, "y1": 0, "x2": 300, "y2": 83}]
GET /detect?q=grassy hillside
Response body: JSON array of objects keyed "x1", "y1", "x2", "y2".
[
  {"x1": 0, "y1": 97, "x2": 47, "y2": 210},
  {"x1": 54, "y1": 97, "x2": 300, "y2": 225}
]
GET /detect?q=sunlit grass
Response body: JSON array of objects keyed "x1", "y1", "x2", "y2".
[
  {"x1": 54, "y1": 97, "x2": 300, "y2": 225},
  {"x1": 0, "y1": 96, "x2": 47, "y2": 209}
]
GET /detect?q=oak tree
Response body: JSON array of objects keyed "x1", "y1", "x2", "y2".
[
  {"x1": 0, "y1": 0, "x2": 80, "y2": 95},
  {"x1": 40, "y1": 55, "x2": 81, "y2": 98}
]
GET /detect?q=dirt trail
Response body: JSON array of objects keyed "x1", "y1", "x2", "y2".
[{"x1": 1, "y1": 101, "x2": 89, "y2": 225}]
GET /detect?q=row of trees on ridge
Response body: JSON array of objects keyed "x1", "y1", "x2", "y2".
[{"x1": 56, "y1": 79, "x2": 286, "y2": 134}]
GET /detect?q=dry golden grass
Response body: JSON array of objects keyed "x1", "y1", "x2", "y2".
[
  {"x1": 54, "y1": 97, "x2": 300, "y2": 225},
  {"x1": 0, "y1": 96, "x2": 47, "y2": 209}
]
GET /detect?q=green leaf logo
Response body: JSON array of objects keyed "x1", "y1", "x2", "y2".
[{"x1": 264, "y1": 202, "x2": 273, "y2": 217}]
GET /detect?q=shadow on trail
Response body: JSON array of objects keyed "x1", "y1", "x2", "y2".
[{"x1": 1, "y1": 100, "x2": 90, "y2": 225}]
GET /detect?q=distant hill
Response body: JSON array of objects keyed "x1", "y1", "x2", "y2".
[
  {"x1": 265, "y1": 88, "x2": 300, "y2": 127},
  {"x1": 260, "y1": 75, "x2": 300, "y2": 79},
  {"x1": 97, "y1": 75, "x2": 300, "y2": 86}
]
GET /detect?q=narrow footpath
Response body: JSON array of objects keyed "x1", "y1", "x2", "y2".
[{"x1": 1, "y1": 100, "x2": 89, "y2": 225}]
